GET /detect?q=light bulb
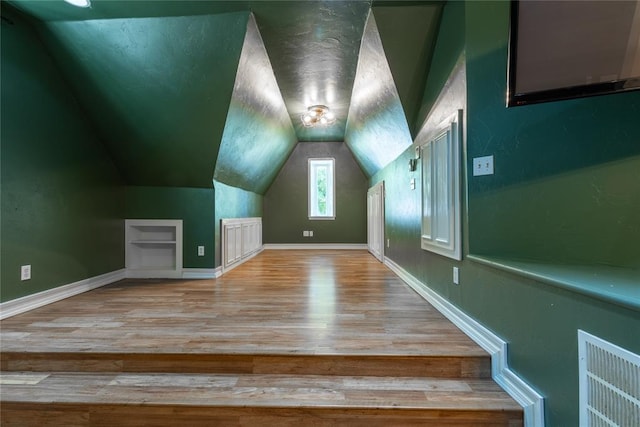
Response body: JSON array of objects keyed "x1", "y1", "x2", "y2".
[{"x1": 64, "y1": 0, "x2": 91, "y2": 7}]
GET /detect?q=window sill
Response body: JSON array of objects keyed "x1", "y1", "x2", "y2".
[
  {"x1": 467, "y1": 255, "x2": 639, "y2": 312},
  {"x1": 309, "y1": 217, "x2": 336, "y2": 221}
]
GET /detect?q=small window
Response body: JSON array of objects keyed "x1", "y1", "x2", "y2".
[
  {"x1": 308, "y1": 158, "x2": 335, "y2": 220},
  {"x1": 421, "y1": 110, "x2": 462, "y2": 260}
]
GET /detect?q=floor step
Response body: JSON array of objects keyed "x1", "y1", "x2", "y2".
[
  {"x1": 0, "y1": 372, "x2": 523, "y2": 426},
  {"x1": 0, "y1": 252, "x2": 522, "y2": 425},
  {"x1": 0, "y1": 352, "x2": 491, "y2": 378}
]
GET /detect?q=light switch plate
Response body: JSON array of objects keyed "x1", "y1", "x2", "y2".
[{"x1": 473, "y1": 155, "x2": 494, "y2": 176}]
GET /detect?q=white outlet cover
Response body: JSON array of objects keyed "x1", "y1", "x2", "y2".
[
  {"x1": 453, "y1": 267, "x2": 459, "y2": 285},
  {"x1": 21, "y1": 265, "x2": 31, "y2": 281},
  {"x1": 473, "y1": 155, "x2": 494, "y2": 176},
  {"x1": 303, "y1": 231, "x2": 309, "y2": 237},
  {"x1": 197, "y1": 246, "x2": 205, "y2": 256},
  {"x1": 309, "y1": 231, "x2": 314, "y2": 237}
]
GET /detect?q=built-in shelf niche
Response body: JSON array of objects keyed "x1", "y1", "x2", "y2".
[{"x1": 125, "y1": 219, "x2": 183, "y2": 278}]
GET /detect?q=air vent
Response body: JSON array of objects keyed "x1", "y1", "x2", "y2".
[{"x1": 578, "y1": 330, "x2": 640, "y2": 427}]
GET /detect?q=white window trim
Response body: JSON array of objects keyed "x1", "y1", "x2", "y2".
[
  {"x1": 419, "y1": 110, "x2": 462, "y2": 261},
  {"x1": 308, "y1": 158, "x2": 336, "y2": 220}
]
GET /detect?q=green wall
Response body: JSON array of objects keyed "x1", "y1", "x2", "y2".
[
  {"x1": 125, "y1": 186, "x2": 215, "y2": 269},
  {"x1": 214, "y1": 14, "x2": 297, "y2": 195},
  {"x1": 40, "y1": 12, "x2": 248, "y2": 188},
  {"x1": 343, "y1": 13, "x2": 413, "y2": 178},
  {"x1": 416, "y1": 0, "x2": 465, "y2": 128},
  {"x1": 0, "y1": 8, "x2": 124, "y2": 303},
  {"x1": 466, "y1": 2, "x2": 640, "y2": 269},
  {"x1": 372, "y1": 1, "x2": 640, "y2": 426},
  {"x1": 263, "y1": 142, "x2": 368, "y2": 245},
  {"x1": 213, "y1": 180, "x2": 263, "y2": 267}
]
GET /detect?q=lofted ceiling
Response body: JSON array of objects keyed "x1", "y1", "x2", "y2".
[{"x1": 5, "y1": 0, "x2": 443, "y2": 191}]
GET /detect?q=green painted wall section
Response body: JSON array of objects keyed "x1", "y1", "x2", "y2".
[
  {"x1": 125, "y1": 186, "x2": 215, "y2": 269},
  {"x1": 465, "y1": 1, "x2": 640, "y2": 269},
  {"x1": 471, "y1": 156, "x2": 640, "y2": 268},
  {"x1": 10, "y1": 0, "x2": 251, "y2": 22},
  {"x1": 214, "y1": 14, "x2": 297, "y2": 195},
  {"x1": 415, "y1": 0, "x2": 465, "y2": 130},
  {"x1": 213, "y1": 180, "x2": 263, "y2": 268},
  {"x1": 1, "y1": 7, "x2": 124, "y2": 303},
  {"x1": 263, "y1": 142, "x2": 367, "y2": 244},
  {"x1": 372, "y1": 3, "x2": 442, "y2": 136},
  {"x1": 344, "y1": 12, "x2": 413, "y2": 177},
  {"x1": 372, "y1": 2, "x2": 640, "y2": 425},
  {"x1": 39, "y1": 12, "x2": 248, "y2": 188}
]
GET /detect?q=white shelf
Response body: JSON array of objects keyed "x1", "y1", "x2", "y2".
[{"x1": 125, "y1": 219, "x2": 183, "y2": 279}]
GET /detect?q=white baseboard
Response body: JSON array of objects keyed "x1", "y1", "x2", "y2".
[
  {"x1": 263, "y1": 243, "x2": 368, "y2": 250},
  {"x1": 384, "y1": 257, "x2": 545, "y2": 427},
  {"x1": 222, "y1": 247, "x2": 264, "y2": 274},
  {"x1": 0, "y1": 269, "x2": 126, "y2": 320},
  {"x1": 182, "y1": 267, "x2": 221, "y2": 279}
]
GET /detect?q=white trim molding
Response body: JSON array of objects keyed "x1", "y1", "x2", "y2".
[
  {"x1": 182, "y1": 268, "x2": 221, "y2": 279},
  {"x1": 221, "y1": 217, "x2": 262, "y2": 273},
  {"x1": 221, "y1": 247, "x2": 264, "y2": 275},
  {"x1": 384, "y1": 257, "x2": 545, "y2": 427},
  {"x1": 263, "y1": 244, "x2": 368, "y2": 250},
  {"x1": 0, "y1": 269, "x2": 126, "y2": 320}
]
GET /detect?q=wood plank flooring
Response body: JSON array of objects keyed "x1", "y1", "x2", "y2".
[{"x1": 0, "y1": 250, "x2": 522, "y2": 426}]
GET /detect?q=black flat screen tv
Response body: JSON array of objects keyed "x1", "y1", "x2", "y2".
[{"x1": 507, "y1": 0, "x2": 640, "y2": 107}]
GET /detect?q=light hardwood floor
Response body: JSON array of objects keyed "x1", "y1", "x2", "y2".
[{"x1": 0, "y1": 250, "x2": 522, "y2": 426}]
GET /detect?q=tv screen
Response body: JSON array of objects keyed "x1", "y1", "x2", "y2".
[{"x1": 507, "y1": 0, "x2": 640, "y2": 107}]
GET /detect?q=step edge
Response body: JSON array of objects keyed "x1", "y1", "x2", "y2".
[{"x1": 384, "y1": 257, "x2": 544, "y2": 427}]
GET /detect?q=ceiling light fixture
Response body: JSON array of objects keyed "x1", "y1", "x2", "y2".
[
  {"x1": 301, "y1": 105, "x2": 336, "y2": 127},
  {"x1": 64, "y1": 0, "x2": 91, "y2": 8}
]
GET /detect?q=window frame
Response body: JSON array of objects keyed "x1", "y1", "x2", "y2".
[
  {"x1": 308, "y1": 158, "x2": 336, "y2": 220},
  {"x1": 419, "y1": 110, "x2": 462, "y2": 260}
]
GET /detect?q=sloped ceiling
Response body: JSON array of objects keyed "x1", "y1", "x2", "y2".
[
  {"x1": 214, "y1": 14, "x2": 297, "y2": 194},
  {"x1": 251, "y1": 1, "x2": 370, "y2": 142},
  {"x1": 38, "y1": 12, "x2": 248, "y2": 187},
  {"x1": 372, "y1": 3, "x2": 443, "y2": 136},
  {"x1": 6, "y1": 0, "x2": 442, "y2": 190},
  {"x1": 344, "y1": 11, "x2": 413, "y2": 177}
]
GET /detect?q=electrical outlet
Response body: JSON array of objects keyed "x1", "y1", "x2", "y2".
[
  {"x1": 309, "y1": 230, "x2": 314, "y2": 237},
  {"x1": 410, "y1": 178, "x2": 416, "y2": 190},
  {"x1": 387, "y1": 239, "x2": 390, "y2": 248},
  {"x1": 197, "y1": 246, "x2": 205, "y2": 256},
  {"x1": 303, "y1": 230, "x2": 309, "y2": 237},
  {"x1": 21, "y1": 265, "x2": 31, "y2": 281},
  {"x1": 453, "y1": 267, "x2": 459, "y2": 285},
  {"x1": 473, "y1": 155, "x2": 494, "y2": 176}
]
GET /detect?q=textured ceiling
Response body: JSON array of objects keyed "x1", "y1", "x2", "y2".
[
  {"x1": 252, "y1": 1, "x2": 371, "y2": 142},
  {"x1": 6, "y1": 0, "x2": 442, "y2": 189},
  {"x1": 214, "y1": 14, "x2": 297, "y2": 194},
  {"x1": 344, "y1": 11, "x2": 413, "y2": 177}
]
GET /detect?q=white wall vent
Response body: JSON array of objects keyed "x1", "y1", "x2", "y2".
[{"x1": 578, "y1": 330, "x2": 640, "y2": 427}]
